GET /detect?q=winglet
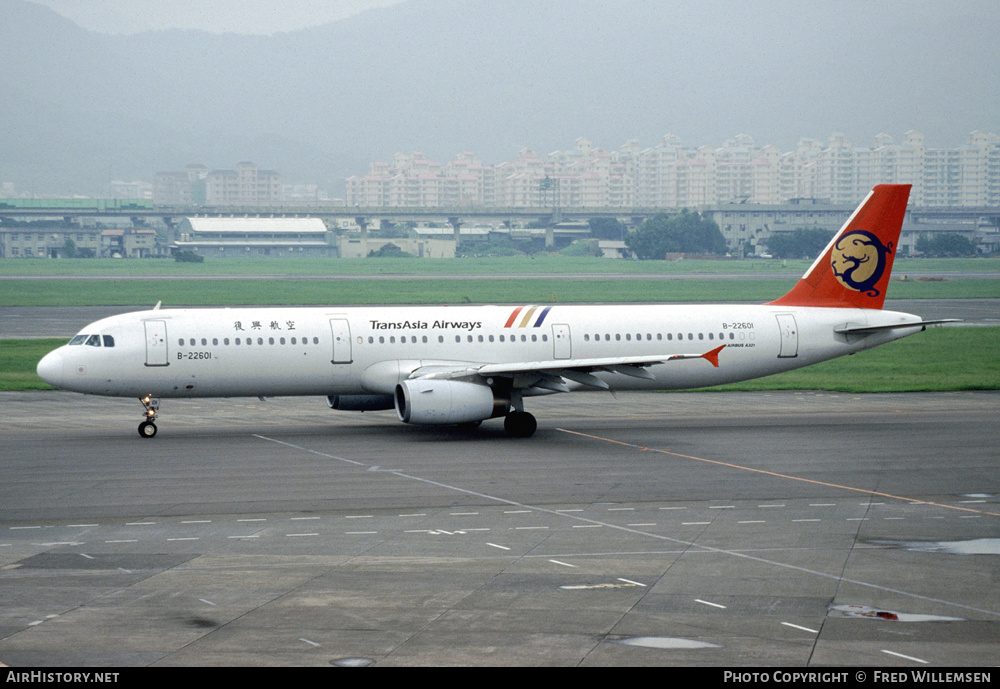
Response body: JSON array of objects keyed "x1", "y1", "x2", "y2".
[
  {"x1": 702, "y1": 345, "x2": 725, "y2": 368},
  {"x1": 768, "y1": 184, "x2": 910, "y2": 309}
]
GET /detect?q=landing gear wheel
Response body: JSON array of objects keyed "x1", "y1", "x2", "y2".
[
  {"x1": 138, "y1": 395, "x2": 160, "y2": 438},
  {"x1": 504, "y1": 411, "x2": 537, "y2": 438},
  {"x1": 138, "y1": 420, "x2": 157, "y2": 438}
]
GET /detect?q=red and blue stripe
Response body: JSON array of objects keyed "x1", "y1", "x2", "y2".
[{"x1": 503, "y1": 305, "x2": 552, "y2": 328}]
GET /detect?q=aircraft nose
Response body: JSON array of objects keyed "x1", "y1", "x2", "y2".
[{"x1": 37, "y1": 350, "x2": 64, "y2": 388}]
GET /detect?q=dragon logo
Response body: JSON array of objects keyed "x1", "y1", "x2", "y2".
[{"x1": 830, "y1": 230, "x2": 893, "y2": 297}]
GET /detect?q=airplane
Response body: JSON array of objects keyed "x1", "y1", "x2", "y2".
[{"x1": 36, "y1": 184, "x2": 954, "y2": 439}]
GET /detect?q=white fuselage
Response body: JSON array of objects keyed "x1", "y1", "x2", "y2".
[{"x1": 36, "y1": 303, "x2": 925, "y2": 399}]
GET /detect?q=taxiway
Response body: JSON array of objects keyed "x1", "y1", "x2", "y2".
[{"x1": 0, "y1": 389, "x2": 997, "y2": 666}]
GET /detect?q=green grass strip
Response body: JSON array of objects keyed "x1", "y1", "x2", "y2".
[
  {"x1": 703, "y1": 326, "x2": 1000, "y2": 392},
  {"x1": 3, "y1": 256, "x2": 1000, "y2": 276},
  {"x1": 2, "y1": 277, "x2": 998, "y2": 306},
  {"x1": 1, "y1": 339, "x2": 64, "y2": 390}
]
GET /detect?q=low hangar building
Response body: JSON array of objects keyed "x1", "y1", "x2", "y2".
[{"x1": 173, "y1": 217, "x2": 333, "y2": 258}]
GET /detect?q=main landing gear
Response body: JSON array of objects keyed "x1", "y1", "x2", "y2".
[
  {"x1": 501, "y1": 390, "x2": 536, "y2": 438},
  {"x1": 503, "y1": 411, "x2": 537, "y2": 438},
  {"x1": 138, "y1": 395, "x2": 159, "y2": 438}
]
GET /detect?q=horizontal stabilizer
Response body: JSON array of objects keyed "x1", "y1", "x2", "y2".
[{"x1": 834, "y1": 319, "x2": 960, "y2": 335}]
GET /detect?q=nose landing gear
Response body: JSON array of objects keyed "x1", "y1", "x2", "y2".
[{"x1": 138, "y1": 395, "x2": 159, "y2": 438}]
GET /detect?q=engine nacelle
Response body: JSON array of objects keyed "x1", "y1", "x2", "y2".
[
  {"x1": 327, "y1": 394, "x2": 395, "y2": 411},
  {"x1": 394, "y1": 380, "x2": 509, "y2": 425}
]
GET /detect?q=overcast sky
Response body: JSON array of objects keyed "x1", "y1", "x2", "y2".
[
  {"x1": 9, "y1": 0, "x2": 998, "y2": 193},
  {"x1": 32, "y1": 0, "x2": 407, "y2": 34}
]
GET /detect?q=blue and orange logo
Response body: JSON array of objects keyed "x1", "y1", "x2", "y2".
[
  {"x1": 503, "y1": 305, "x2": 552, "y2": 328},
  {"x1": 830, "y1": 230, "x2": 894, "y2": 297}
]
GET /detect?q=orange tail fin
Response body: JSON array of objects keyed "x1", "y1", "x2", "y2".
[{"x1": 768, "y1": 184, "x2": 910, "y2": 309}]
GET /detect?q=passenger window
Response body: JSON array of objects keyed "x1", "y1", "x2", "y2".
[{"x1": 102, "y1": 335, "x2": 115, "y2": 348}]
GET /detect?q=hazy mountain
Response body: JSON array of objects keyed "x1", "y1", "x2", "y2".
[{"x1": 2, "y1": 0, "x2": 998, "y2": 196}]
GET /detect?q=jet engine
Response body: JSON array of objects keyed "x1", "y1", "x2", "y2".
[
  {"x1": 394, "y1": 379, "x2": 509, "y2": 425},
  {"x1": 326, "y1": 394, "x2": 395, "y2": 411}
]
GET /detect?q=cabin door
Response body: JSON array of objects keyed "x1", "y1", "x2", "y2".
[
  {"x1": 775, "y1": 314, "x2": 799, "y2": 358},
  {"x1": 552, "y1": 323, "x2": 572, "y2": 359},
  {"x1": 330, "y1": 319, "x2": 353, "y2": 364},
  {"x1": 143, "y1": 320, "x2": 169, "y2": 367}
]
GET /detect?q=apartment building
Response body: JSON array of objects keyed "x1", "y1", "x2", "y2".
[
  {"x1": 154, "y1": 162, "x2": 282, "y2": 206},
  {"x1": 346, "y1": 131, "x2": 1000, "y2": 209}
]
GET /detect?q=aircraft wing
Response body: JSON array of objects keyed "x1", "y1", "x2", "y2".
[{"x1": 409, "y1": 345, "x2": 725, "y2": 391}]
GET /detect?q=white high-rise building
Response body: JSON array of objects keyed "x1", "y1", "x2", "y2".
[{"x1": 345, "y1": 132, "x2": 1000, "y2": 209}]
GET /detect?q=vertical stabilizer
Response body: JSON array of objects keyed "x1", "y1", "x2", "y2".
[{"x1": 768, "y1": 184, "x2": 911, "y2": 309}]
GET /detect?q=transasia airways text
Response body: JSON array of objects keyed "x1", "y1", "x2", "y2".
[{"x1": 369, "y1": 320, "x2": 482, "y2": 331}]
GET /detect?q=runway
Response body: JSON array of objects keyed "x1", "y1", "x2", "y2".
[{"x1": 0, "y1": 389, "x2": 997, "y2": 666}]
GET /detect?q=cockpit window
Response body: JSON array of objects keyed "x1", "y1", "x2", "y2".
[
  {"x1": 69, "y1": 335, "x2": 87, "y2": 345},
  {"x1": 85, "y1": 334, "x2": 101, "y2": 347},
  {"x1": 102, "y1": 335, "x2": 115, "y2": 348}
]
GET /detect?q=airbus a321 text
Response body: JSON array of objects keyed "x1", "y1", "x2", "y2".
[{"x1": 37, "y1": 185, "x2": 953, "y2": 438}]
